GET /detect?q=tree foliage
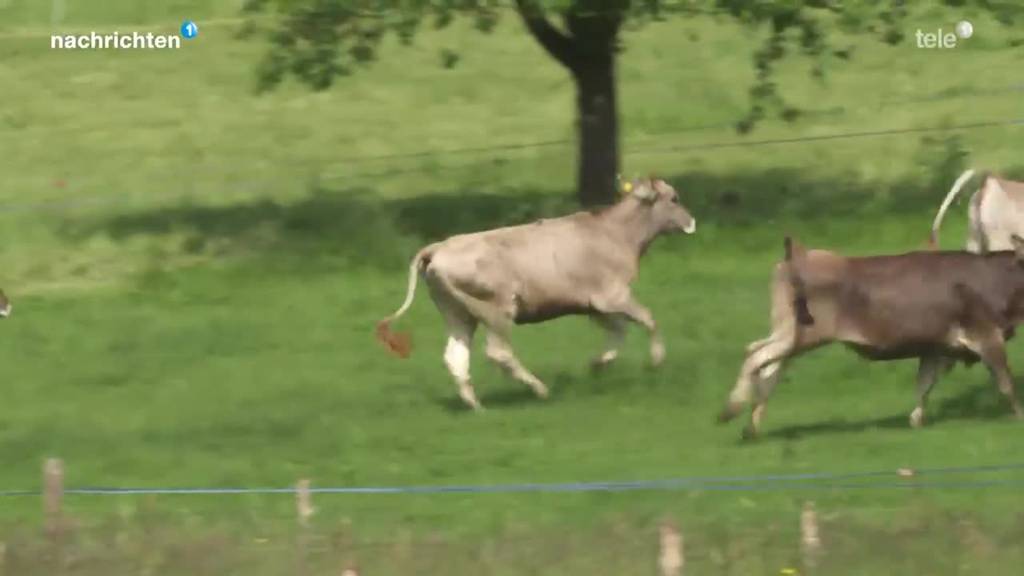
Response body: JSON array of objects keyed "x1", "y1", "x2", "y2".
[
  {"x1": 250, "y1": 0, "x2": 1019, "y2": 130},
  {"x1": 246, "y1": 0, "x2": 1022, "y2": 204}
]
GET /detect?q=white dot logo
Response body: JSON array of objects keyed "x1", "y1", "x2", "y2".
[{"x1": 955, "y1": 20, "x2": 973, "y2": 39}]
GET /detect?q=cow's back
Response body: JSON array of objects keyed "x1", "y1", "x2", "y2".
[
  {"x1": 425, "y1": 213, "x2": 634, "y2": 322},
  {"x1": 834, "y1": 252, "x2": 1021, "y2": 345}
]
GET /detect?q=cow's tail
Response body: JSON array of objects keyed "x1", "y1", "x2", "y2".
[
  {"x1": 929, "y1": 169, "x2": 977, "y2": 249},
  {"x1": 784, "y1": 236, "x2": 815, "y2": 326},
  {"x1": 376, "y1": 245, "x2": 436, "y2": 358}
]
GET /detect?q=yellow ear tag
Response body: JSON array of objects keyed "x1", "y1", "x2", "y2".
[{"x1": 622, "y1": 181, "x2": 633, "y2": 194}]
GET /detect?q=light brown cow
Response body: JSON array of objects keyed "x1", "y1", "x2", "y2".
[
  {"x1": 719, "y1": 236, "x2": 1024, "y2": 438},
  {"x1": 0, "y1": 290, "x2": 9, "y2": 318},
  {"x1": 376, "y1": 177, "x2": 697, "y2": 410},
  {"x1": 930, "y1": 169, "x2": 1024, "y2": 252}
]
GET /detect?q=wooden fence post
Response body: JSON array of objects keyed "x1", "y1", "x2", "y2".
[
  {"x1": 659, "y1": 520, "x2": 684, "y2": 576},
  {"x1": 295, "y1": 479, "x2": 315, "y2": 575},
  {"x1": 800, "y1": 501, "x2": 822, "y2": 571},
  {"x1": 43, "y1": 458, "x2": 65, "y2": 572},
  {"x1": 296, "y1": 479, "x2": 314, "y2": 528}
]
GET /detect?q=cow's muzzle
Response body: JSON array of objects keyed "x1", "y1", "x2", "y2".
[
  {"x1": 0, "y1": 304, "x2": 10, "y2": 319},
  {"x1": 683, "y1": 219, "x2": 696, "y2": 234}
]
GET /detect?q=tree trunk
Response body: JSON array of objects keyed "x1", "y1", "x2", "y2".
[
  {"x1": 573, "y1": 51, "x2": 619, "y2": 207},
  {"x1": 513, "y1": 0, "x2": 622, "y2": 206}
]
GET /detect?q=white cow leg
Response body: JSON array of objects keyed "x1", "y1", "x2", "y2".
[
  {"x1": 748, "y1": 360, "x2": 785, "y2": 437},
  {"x1": 485, "y1": 331, "x2": 549, "y2": 399},
  {"x1": 721, "y1": 331, "x2": 793, "y2": 424},
  {"x1": 427, "y1": 272, "x2": 485, "y2": 411},
  {"x1": 443, "y1": 324, "x2": 482, "y2": 411},
  {"x1": 590, "y1": 314, "x2": 627, "y2": 370}
]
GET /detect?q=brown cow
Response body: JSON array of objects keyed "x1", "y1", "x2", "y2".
[
  {"x1": 720, "y1": 236, "x2": 1024, "y2": 438},
  {"x1": 377, "y1": 177, "x2": 696, "y2": 411}
]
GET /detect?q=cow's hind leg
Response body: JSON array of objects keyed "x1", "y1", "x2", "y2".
[
  {"x1": 485, "y1": 331, "x2": 549, "y2": 399},
  {"x1": 427, "y1": 274, "x2": 484, "y2": 411},
  {"x1": 720, "y1": 329, "x2": 795, "y2": 425},
  {"x1": 746, "y1": 360, "x2": 787, "y2": 437},
  {"x1": 910, "y1": 355, "x2": 947, "y2": 428},
  {"x1": 443, "y1": 318, "x2": 481, "y2": 411},
  {"x1": 590, "y1": 313, "x2": 627, "y2": 371}
]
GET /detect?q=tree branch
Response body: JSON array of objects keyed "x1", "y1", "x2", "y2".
[{"x1": 514, "y1": 0, "x2": 578, "y2": 71}]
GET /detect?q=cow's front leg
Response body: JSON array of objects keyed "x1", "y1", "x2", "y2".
[
  {"x1": 595, "y1": 294, "x2": 664, "y2": 367},
  {"x1": 959, "y1": 321, "x2": 1024, "y2": 420},
  {"x1": 977, "y1": 339, "x2": 1024, "y2": 420},
  {"x1": 590, "y1": 313, "x2": 627, "y2": 371}
]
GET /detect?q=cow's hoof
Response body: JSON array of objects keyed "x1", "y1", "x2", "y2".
[
  {"x1": 909, "y1": 408, "x2": 925, "y2": 429},
  {"x1": 717, "y1": 402, "x2": 742, "y2": 424},
  {"x1": 650, "y1": 343, "x2": 666, "y2": 367},
  {"x1": 534, "y1": 386, "x2": 550, "y2": 399},
  {"x1": 741, "y1": 424, "x2": 759, "y2": 441}
]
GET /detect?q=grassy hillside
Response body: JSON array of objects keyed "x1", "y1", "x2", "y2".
[{"x1": 1, "y1": 0, "x2": 1024, "y2": 573}]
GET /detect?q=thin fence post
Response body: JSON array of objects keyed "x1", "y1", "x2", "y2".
[
  {"x1": 43, "y1": 459, "x2": 64, "y2": 539},
  {"x1": 659, "y1": 520, "x2": 684, "y2": 576},
  {"x1": 295, "y1": 479, "x2": 314, "y2": 575},
  {"x1": 296, "y1": 479, "x2": 314, "y2": 528},
  {"x1": 800, "y1": 501, "x2": 822, "y2": 571},
  {"x1": 43, "y1": 458, "x2": 65, "y2": 572}
]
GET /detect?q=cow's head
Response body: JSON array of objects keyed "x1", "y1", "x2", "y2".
[
  {"x1": 625, "y1": 176, "x2": 697, "y2": 235},
  {"x1": 0, "y1": 290, "x2": 10, "y2": 319}
]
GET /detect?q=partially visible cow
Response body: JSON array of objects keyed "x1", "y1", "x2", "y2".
[
  {"x1": 0, "y1": 290, "x2": 9, "y2": 318},
  {"x1": 930, "y1": 169, "x2": 1024, "y2": 252},
  {"x1": 376, "y1": 177, "x2": 697, "y2": 410},
  {"x1": 719, "y1": 236, "x2": 1024, "y2": 438}
]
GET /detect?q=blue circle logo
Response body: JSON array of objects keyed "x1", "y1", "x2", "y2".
[{"x1": 180, "y1": 20, "x2": 198, "y2": 39}]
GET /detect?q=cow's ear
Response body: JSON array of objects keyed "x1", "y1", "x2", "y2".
[
  {"x1": 1013, "y1": 234, "x2": 1024, "y2": 260},
  {"x1": 632, "y1": 180, "x2": 657, "y2": 203}
]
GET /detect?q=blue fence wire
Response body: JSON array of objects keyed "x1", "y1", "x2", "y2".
[{"x1": 3, "y1": 462, "x2": 1024, "y2": 498}]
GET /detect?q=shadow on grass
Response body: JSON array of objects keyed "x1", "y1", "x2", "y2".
[
  {"x1": 432, "y1": 388, "x2": 548, "y2": 414},
  {"x1": 60, "y1": 185, "x2": 577, "y2": 271},
  {"x1": 759, "y1": 382, "x2": 1017, "y2": 441},
  {"x1": 431, "y1": 369, "x2": 591, "y2": 413},
  {"x1": 63, "y1": 158, "x2": 1023, "y2": 271}
]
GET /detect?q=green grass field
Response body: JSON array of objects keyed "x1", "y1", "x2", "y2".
[{"x1": 2, "y1": 0, "x2": 1024, "y2": 573}]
